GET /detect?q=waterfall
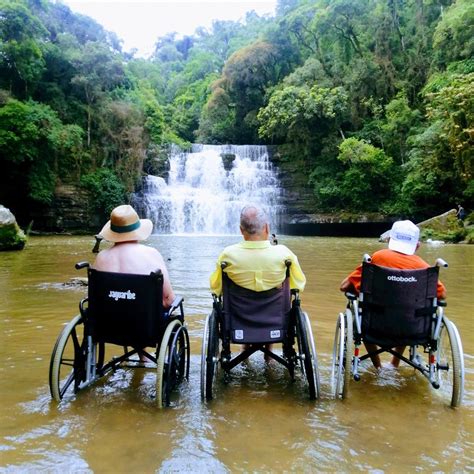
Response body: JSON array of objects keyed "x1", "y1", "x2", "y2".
[{"x1": 134, "y1": 144, "x2": 284, "y2": 234}]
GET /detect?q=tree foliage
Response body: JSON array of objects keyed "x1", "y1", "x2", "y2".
[{"x1": 0, "y1": 0, "x2": 472, "y2": 223}]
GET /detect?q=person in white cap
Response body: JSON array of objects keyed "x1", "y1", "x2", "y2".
[
  {"x1": 340, "y1": 219, "x2": 446, "y2": 369},
  {"x1": 94, "y1": 204, "x2": 175, "y2": 309}
]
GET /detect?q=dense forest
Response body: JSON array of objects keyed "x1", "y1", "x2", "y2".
[{"x1": 0, "y1": 0, "x2": 472, "y2": 227}]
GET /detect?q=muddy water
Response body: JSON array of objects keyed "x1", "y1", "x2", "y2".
[{"x1": 0, "y1": 235, "x2": 472, "y2": 472}]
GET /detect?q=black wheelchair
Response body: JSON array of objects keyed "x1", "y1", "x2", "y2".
[
  {"x1": 331, "y1": 255, "x2": 465, "y2": 407},
  {"x1": 49, "y1": 262, "x2": 190, "y2": 407},
  {"x1": 201, "y1": 261, "x2": 320, "y2": 401}
]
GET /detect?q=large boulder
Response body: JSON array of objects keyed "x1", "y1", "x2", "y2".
[{"x1": 0, "y1": 205, "x2": 27, "y2": 250}]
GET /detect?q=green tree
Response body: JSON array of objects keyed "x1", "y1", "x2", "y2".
[
  {"x1": 314, "y1": 138, "x2": 396, "y2": 211},
  {"x1": 0, "y1": 98, "x2": 74, "y2": 205},
  {"x1": 433, "y1": 0, "x2": 474, "y2": 69},
  {"x1": 71, "y1": 41, "x2": 126, "y2": 147},
  {"x1": 0, "y1": 0, "x2": 48, "y2": 97}
]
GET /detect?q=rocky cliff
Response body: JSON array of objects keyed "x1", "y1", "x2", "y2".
[{"x1": 30, "y1": 185, "x2": 101, "y2": 233}]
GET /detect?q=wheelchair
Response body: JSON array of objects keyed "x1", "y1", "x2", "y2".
[
  {"x1": 331, "y1": 255, "x2": 465, "y2": 407},
  {"x1": 201, "y1": 261, "x2": 320, "y2": 401},
  {"x1": 49, "y1": 262, "x2": 190, "y2": 407}
]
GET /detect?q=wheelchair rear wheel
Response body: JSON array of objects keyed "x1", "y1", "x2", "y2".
[
  {"x1": 49, "y1": 315, "x2": 103, "y2": 401},
  {"x1": 200, "y1": 310, "x2": 220, "y2": 400},
  {"x1": 436, "y1": 317, "x2": 464, "y2": 407},
  {"x1": 331, "y1": 310, "x2": 353, "y2": 399},
  {"x1": 295, "y1": 309, "x2": 320, "y2": 400},
  {"x1": 156, "y1": 319, "x2": 190, "y2": 407}
]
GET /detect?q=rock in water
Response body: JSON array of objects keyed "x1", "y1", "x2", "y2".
[{"x1": 0, "y1": 205, "x2": 27, "y2": 251}]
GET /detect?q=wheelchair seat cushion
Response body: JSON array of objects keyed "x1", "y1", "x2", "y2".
[
  {"x1": 87, "y1": 268, "x2": 164, "y2": 347},
  {"x1": 360, "y1": 263, "x2": 438, "y2": 346},
  {"x1": 223, "y1": 275, "x2": 291, "y2": 344}
]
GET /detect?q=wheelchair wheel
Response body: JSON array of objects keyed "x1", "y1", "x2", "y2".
[
  {"x1": 295, "y1": 309, "x2": 320, "y2": 400},
  {"x1": 436, "y1": 317, "x2": 464, "y2": 407},
  {"x1": 200, "y1": 309, "x2": 220, "y2": 400},
  {"x1": 156, "y1": 319, "x2": 190, "y2": 407},
  {"x1": 331, "y1": 310, "x2": 354, "y2": 399},
  {"x1": 49, "y1": 315, "x2": 103, "y2": 401}
]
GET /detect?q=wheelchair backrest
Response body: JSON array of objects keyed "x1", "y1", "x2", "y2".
[
  {"x1": 222, "y1": 269, "x2": 291, "y2": 344},
  {"x1": 360, "y1": 262, "x2": 439, "y2": 346},
  {"x1": 87, "y1": 268, "x2": 164, "y2": 347}
]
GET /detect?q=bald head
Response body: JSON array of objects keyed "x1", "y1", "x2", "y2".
[{"x1": 240, "y1": 205, "x2": 269, "y2": 240}]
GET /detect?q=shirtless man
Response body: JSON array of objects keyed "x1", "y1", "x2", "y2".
[{"x1": 94, "y1": 204, "x2": 175, "y2": 308}]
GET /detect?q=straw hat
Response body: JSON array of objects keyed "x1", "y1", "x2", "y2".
[{"x1": 99, "y1": 205, "x2": 153, "y2": 243}]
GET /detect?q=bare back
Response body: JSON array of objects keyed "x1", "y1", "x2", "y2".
[{"x1": 93, "y1": 242, "x2": 175, "y2": 308}]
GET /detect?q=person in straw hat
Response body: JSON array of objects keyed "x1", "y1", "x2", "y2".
[
  {"x1": 94, "y1": 204, "x2": 175, "y2": 308},
  {"x1": 340, "y1": 219, "x2": 446, "y2": 370}
]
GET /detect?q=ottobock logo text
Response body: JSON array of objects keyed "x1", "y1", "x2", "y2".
[
  {"x1": 387, "y1": 275, "x2": 417, "y2": 283},
  {"x1": 108, "y1": 290, "x2": 136, "y2": 301}
]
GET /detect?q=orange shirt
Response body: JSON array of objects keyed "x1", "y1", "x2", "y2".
[{"x1": 347, "y1": 248, "x2": 446, "y2": 298}]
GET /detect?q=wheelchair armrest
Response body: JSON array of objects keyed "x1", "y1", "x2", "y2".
[
  {"x1": 75, "y1": 261, "x2": 90, "y2": 270},
  {"x1": 167, "y1": 296, "x2": 184, "y2": 316},
  {"x1": 79, "y1": 297, "x2": 88, "y2": 316},
  {"x1": 438, "y1": 299, "x2": 447, "y2": 307},
  {"x1": 345, "y1": 292, "x2": 357, "y2": 301}
]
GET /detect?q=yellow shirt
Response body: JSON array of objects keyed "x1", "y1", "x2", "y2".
[{"x1": 209, "y1": 240, "x2": 306, "y2": 295}]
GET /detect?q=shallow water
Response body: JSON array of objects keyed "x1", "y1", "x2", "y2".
[{"x1": 0, "y1": 235, "x2": 473, "y2": 472}]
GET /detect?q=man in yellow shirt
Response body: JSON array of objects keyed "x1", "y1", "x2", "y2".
[{"x1": 210, "y1": 205, "x2": 306, "y2": 295}]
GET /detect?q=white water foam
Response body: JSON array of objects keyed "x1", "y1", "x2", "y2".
[{"x1": 136, "y1": 144, "x2": 283, "y2": 234}]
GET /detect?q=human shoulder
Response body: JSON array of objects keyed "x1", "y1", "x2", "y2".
[
  {"x1": 372, "y1": 248, "x2": 429, "y2": 269},
  {"x1": 272, "y1": 243, "x2": 297, "y2": 257},
  {"x1": 219, "y1": 242, "x2": 242, "y2": 258}
]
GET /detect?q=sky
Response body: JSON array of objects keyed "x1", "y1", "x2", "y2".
[{"x1": 62, "y1": 0, "x2": 277, "y2": 57}]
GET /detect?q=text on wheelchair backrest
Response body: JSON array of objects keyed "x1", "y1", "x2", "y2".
[
  {"x1": 108, "y1": 290, "x2": 136, "y2": 301},
  {"x1": 387, "y1": 275, "x2": 417, "y2": 283}
]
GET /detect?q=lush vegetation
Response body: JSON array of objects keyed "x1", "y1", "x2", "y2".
[{"x1": 1, "y1": 0, "x2": 472, "y2": 224}]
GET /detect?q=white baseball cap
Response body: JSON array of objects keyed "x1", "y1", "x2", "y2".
[{"x1": 388, "y1": 220, "x2": 420, "y2": 255}]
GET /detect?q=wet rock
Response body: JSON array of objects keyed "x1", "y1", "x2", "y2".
[
  {"x1": 418, "y1": 210, "x2": 466, "y2": 243},
  {"x1": 64, "y1": 277, "x2": 88, "y2": 287},
  {"x1": 221, "y1": 153, "x2": 236, "y2": 171},
  {"x1": 0, "y1": 205, "x2": 27, "y2": 251}
]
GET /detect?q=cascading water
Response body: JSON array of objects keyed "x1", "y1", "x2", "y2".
[{"x1": 134, "y1": 144, "x2": 284, "y2": 234}]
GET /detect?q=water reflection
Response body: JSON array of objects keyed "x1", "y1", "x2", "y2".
[{"x1": 0, "y1": 235, "x2": 472, "y2": 471}]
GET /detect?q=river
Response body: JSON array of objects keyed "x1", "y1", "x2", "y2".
[{"x1": 1, "y1": 235, "x2": 473, "y2": 472}]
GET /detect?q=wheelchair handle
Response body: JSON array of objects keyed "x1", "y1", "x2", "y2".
[
  {"x1": 75, "y1": 261, "x2": 90, "y2": 270},
  {"x1": 435, "y1": 258, "x2": 448, "y2": 268},
  {"x1": 92, "y1": 235, "x2": 103, "y2": 253},
  {"x1": 363, "y1": 254, "x2": 372, "y2": 263}
]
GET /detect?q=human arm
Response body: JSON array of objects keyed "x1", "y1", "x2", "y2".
[
  {"x1": 160, "y1": 262, "x2": 175, "y2": 309},
  {"x1": 340, "y1": 276, "x2": 355, "y2": 293},
  {"x1": 288, "y1": 253, "x2": 306, "y2": 292},
  {"x1": 340, "y1": 265, "x2": 362, "y2": 294},
  {"x1": 437, "y1": 281, "x2": 447, "y2": 299},
  {"x1": 209, "y1": 254, "x2": 224, "y2": 296}
]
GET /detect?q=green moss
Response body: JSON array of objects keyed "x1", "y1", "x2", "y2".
[
  {"x1": 465, "y1": 227, "x2": 474, "y2": 244},
  {"x1": 0, "y1": 223, "x2": 27, "y2": 250},
  {"x1": 419, "y1": 214, "x2": 467, "y2": 243}
]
